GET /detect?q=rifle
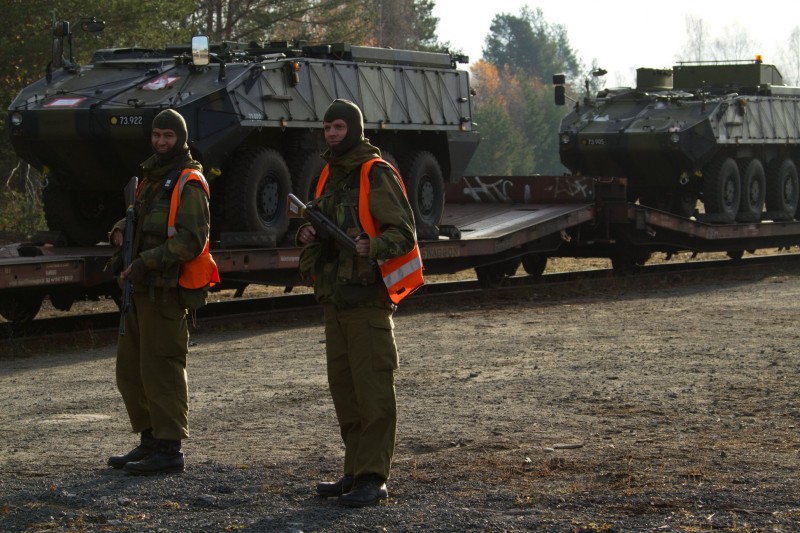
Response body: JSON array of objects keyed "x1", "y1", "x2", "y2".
[
  {"x1": 287, "y1": 193, "x2": 358, "y2": 253},
  {"x1": 119, "y1": 176, "x2": 138, "y2": 335}
]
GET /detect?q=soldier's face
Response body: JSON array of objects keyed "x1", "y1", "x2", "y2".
[
  {"x1": 323, "y1": 119, "x2": 348, "y2": 148},
  {"x1": 152, "y1": 127, "x2": 178, "y2": 154}
]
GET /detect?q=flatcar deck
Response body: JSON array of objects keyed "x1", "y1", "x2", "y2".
[{"x1": 7, "y1": 174, "x2": 800, "y2": 324}]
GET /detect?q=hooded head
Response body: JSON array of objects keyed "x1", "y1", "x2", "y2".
[
  {"x1": 322, "y1": 99, "x2": 364, "y2": 156},
  {"x1": 151, "y1": 109, "x2": 189, "y2": 162}
]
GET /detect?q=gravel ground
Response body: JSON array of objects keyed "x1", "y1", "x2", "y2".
[{"x1": 1, "y1": 264, "x2": 800, "y2": 532}]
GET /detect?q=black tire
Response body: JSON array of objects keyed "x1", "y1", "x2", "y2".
[
  {"x1": 42, "y1": 177, "x2": 124, "y2": 246},
  {"x1": 290, "y1": 151, "x2": 326, "y2": 202},
  {"x1": 702, "y1": 156, "x2": 740, "y2": 223},
  {"x1": 737, "y1": 158, "x2": 766, "y2": 222},
  {"x1": 610, "y1": 249, "x2": 650, "y2": 275},
  {"x1": 521, "y1": 253, "x2": 547, "y2": 277},
  {"x1": 380, "y1": 150, "x2": 400, "y2": 172},
  {"x1": 400, "y1": 151, "x2": 445, "y2": 240},
  {"x1": 726, "y1": 250, "x2": 744, "y2": 260},
  {"x1": 49, "y1": 289, "x2": 76, "y2": 312},
  {"x1": 640, "y1": 188, "x2": 697, "y2": 218},
  {"x1": 765, "y1": 157, "x2": 799, "y2": 221},
  {"x1": 224, "y1": 147, "x2": 292, "y2": 240},
  {"x1": 0, "y1": 294, "x2": 43, "y2": 324},
  {"x1": 475, "y1": 257, "x2": 520, "y2": 289},
  {"x1": 672, "y1": 190, "x2": 699, "y2": 218}
]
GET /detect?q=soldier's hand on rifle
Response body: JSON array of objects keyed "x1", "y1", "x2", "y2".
[
  {"x1": 298, "y1": 225, "x2": 317, "y2": 245},
  {"x1": 110, "y1": 228, "x2": 123, "y2": 247},
  {"x1": 120, "y1": 258, "x2": 145, "y2": 282},
  {"x1": 355, "y1": 234, "x2": 370, "y2": 257}
]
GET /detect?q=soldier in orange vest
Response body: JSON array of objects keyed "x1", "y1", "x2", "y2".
[
  {"x1": 298, "y1": 99, "x2": 423, "y2": 506},
  {"x1": 108, "y1": 109, "x2": 218, "y2": 476}
]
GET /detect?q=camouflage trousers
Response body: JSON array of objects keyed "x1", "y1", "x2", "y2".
[
  {"x1": 116, "y1": 287, "x2": 189, "y2": 441},
  {"x1": 323, "y1": 301, "x2": 398, "y2": 481}
]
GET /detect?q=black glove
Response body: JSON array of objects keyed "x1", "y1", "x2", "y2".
[{"x1": 126, "y1": 259, "x2": 146, "y2": 283}]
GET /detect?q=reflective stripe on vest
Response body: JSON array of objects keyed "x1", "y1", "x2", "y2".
[
  {"x1": 316, "y1": 158, "x2": 424, "y2": 304},
  {"x1": 167, "y1": 169, "x2": 220, "y2": 289}
]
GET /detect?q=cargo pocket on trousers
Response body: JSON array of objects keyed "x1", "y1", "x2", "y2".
[{"x1": 368, "y1": 316, "x2": 398, "y2": 371}]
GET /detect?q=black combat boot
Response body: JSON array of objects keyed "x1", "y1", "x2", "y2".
[
  {"x1": 108, "y1": 429, "x2": 157, "y2": 469},
  {"x1": 316, "y1": 475, "x2": 354, "y2": 497},
  {"x1": 338, "y1": 475, "x2": 388, "y2": 507},
  {"x1": 123, "y1": 438, "x2": 184, "y2": 476}
]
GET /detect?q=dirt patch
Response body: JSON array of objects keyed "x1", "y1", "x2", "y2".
[{"x1": 1, "y1": 264, "x2": 799, "y2": 532}]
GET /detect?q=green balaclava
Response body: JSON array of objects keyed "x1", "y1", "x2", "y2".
[
  {"x1": 322, "y1": 99, "x2": 364, "y2": 156},
  {"x1": 151, "y1": 109, "x2": 189, "y2": 163}
]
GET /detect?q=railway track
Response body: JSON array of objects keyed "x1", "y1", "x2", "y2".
[{"x1": 3, "y1": 252, "x2": 799, "y2": 344}]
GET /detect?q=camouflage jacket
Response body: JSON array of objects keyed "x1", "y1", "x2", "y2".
[
  {"x1": 112, "y1": 153, "x2": 209, "y2": 291},
  {"x1": 299, "y1": 140, "x2": 417, "y2": 307}
]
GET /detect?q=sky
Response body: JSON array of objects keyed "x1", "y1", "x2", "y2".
[{"x1": 432, "y1": 0, "x2": 799, "y2": 86}]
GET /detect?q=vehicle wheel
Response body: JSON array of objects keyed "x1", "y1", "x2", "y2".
[
  {"x1": 641, "y1": 189, "x2": 696, "y2": 218},
  {"x1": 400, "y1": 151, "x2": 445, "y2": 240},
  {"x1": 209, "y1": 174, "x2": 227, "y2": 240},
  {"x1": 765, "y1": 157, "x2": 799, "y2": 221},
  {"x1": 380, "y1": 150, "x2": 400, "y2": 172},
  {"x1": 702, "y1": 156, "x2": 740, "y2": 223},
  {"x1": 290, "y1": 151, "x2": 326, "y2": 202},
  {"x1": 475, "y1": 257, "x2": 520, "y2": 289},
  {"x1": 224, "y1": 147, "x2": 292, "y2": 240},
  {"x1": 610, "y1": 249, "x2": 650, "y2": 275},
  {"x1": 521, "y1": 253, "x2": 547, "y2": 277},
  {"x1": 737, "y1": 158, "x2": 766, "y2": 222},
  {"x1": 672, "y1": 190, "x2": 698, "y2": 218},
  {"x1": 42, "y1": 177, "x2": 124, "y2": 246},
  {"x1": 0, "y1": 293, "x2": 44, "y2": 325}
]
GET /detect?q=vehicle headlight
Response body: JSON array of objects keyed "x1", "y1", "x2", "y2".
[
  {"x1": 560, "y1": 133, "x2": 571, "y2": 145},
  {"x1": 669, "y1": 132, "x2": 680, "y2": 144},
  {"x1": 10, "y1": 112, "x2": 23, "y2": 126}
]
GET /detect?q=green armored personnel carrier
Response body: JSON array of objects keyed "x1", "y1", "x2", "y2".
[
  {"x1": 554, "y1": 58, "x2": 800, "y2": 223},
  {"x1": 8, "y1": 18, "x2": 479, "y2": 245}
]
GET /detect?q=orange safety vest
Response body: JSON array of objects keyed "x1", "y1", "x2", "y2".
[
  {"x1": 316, "y1": 157, "x2": 424, "y2": 304},
  {"x1": 166, "y1": 169, "x2": 220, "y2": 289}
]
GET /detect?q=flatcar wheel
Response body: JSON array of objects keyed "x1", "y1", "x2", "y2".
[
  {"x1": 610, "y1": 249, "x2": 651, "y2": 275},
  {"x1": 0, "y1": 294, "x2": 44, "y2": 325},
  {"x1": 726, "y1": 250, "x2": 744, "y2": 260},
  {"x1": 521, "y1": 253, "x2": 547, "y2": 277},
  {"x1": 475, "y1": 258, "x2": 521, "y2": 289}
]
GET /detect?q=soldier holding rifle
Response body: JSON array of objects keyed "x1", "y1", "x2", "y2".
[
  {"x1": 107, "y1": 109, "x2": 218, "y2": 476},
  {"x1": 296, "y1": 99, "x2": 424, "y2": 506}
]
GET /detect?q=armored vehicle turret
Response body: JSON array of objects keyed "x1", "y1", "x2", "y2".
[
  {"x1": 554, "y1": 58, "x2": 800, "y2": 223},
  {"x1": 8, "y1": 18, "x2": 479, "y2": 245}
]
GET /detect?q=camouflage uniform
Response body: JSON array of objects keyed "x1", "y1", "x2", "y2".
[
  {"x1": 299, "y1": 119, "x2": 417, "y2": 486},
  {"x1": 111, "y1": 110, "x2": 210, "y2": 461}
]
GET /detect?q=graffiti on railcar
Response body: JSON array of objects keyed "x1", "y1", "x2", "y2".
[
  {"x1": 550, "y1": 176, "x2": 594, "y2": 200},
  {"x1": 445, "y1": 176, "x2": 596, "y2": 204},
  {"x1": 460, "y1": 177, "x2": 515, "y2": 202}
]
